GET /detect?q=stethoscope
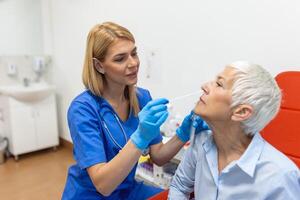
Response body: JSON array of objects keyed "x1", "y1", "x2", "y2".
[
  {"x1": 100, "y1": 111, "x2": 128, "y2": 150},
  {"x1": 99, "y1": 103, "x2": 149, "y2": 155}
]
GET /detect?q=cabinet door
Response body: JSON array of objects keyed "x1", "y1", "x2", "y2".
[
  {"x1": 9, "y1": 101, "x2": 36, "y2": 155},
  {"x1": 35, "y1": 95, "x2": 59, "y2": 149}
]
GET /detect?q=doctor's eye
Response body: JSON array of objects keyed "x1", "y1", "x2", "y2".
[
  {"x1": 131, "y1": 51, "x2": 138, "y2": 57},
  {"x1": 114, "y1": 56, "x2": 125, "y2": 63}
]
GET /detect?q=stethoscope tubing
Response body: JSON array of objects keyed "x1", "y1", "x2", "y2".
[
  {"x1": 100, "y1": 109, "x2": 128, "y2": 150},
  {"x1": 98, "y1": 103, "x2": 149, "y2": 155}
]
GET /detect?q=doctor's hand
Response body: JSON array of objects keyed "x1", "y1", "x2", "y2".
[
  {"x1": 130, "y1": 98, "x2": 169, "y2": 151},
  {"x1": 176, "y1": 111, "x2": 209, "y2": 143}
]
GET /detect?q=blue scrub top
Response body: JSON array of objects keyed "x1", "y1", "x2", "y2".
[{"x1": 62, "y1": 87, "x2": 162, "y2": 200}]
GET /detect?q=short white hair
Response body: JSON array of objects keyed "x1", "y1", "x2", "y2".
[{"x1": 229, "y1": 61, "x2": 282, "y2": 136}]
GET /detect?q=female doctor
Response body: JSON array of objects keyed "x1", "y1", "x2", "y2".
[{"x1": 62, "y1": 22, "x2": 207, "y2": 200}]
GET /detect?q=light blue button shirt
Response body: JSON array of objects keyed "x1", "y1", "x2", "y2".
[{"x1": 169, "y1": 131, "x2": 300, "y2": 200}]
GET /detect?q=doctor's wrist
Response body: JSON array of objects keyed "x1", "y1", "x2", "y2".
[
  {"x1": 176, "y1": 128, "x2": 189, "y2": 143},
  {"x1": 130, "y1": 134, "x2": 149, "y2": 151}
]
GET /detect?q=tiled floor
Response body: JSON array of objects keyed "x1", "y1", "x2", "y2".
[{"x1": 0, "y1": 146, "x2": 74, "y2": 200}]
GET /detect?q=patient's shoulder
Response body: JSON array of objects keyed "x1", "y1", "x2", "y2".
[{"x1": 259, "y1": 140, "x2": 299, "y2": 173}]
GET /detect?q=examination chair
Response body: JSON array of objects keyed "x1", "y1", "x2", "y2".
[
  {"x1": 148, "y1": 189, "x2": 169, "y2": 200},
  {"x1": 148, "y1": 190, "x2": 195, "y2": 200},
  {"x1": 261, "y1": 71, "x2": 300, "y2": 168}
]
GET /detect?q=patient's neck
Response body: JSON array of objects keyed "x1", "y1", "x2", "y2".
[{"x1": 210, "y1": 122, "x2": 252, "y2": 172}]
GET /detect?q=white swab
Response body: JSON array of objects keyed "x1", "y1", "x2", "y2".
[
  {"x1": 169, "y1": 91, "x2": 201, "y2": 103},
  {"x1": 167, "y1": 91, "x2": 201, "y2": 109}
]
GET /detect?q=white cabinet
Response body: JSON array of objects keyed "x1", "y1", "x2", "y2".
[
  {"x1": 33, "y1": 97, "x2": 59, "y2": 149},
  {"x1": 0, "y1": 94, "x2": 59, "y2": 160},
  {"x1": 9, "y1": 103, "x2": 36, "y2": 155}
]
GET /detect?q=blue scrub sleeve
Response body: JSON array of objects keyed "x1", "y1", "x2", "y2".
[
  {"x1": 68, "y1": 101, "x2": 107, "y2": 169},
  {"x1": 137, "y1": 88, "x2": 163, "y2": 146}
]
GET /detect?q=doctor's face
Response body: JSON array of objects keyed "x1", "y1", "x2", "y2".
[
  {"x1": 101, "y1": 38, "x2": 139, "y2": 86},
  {"x1": 194, "y1": 66, "x2": 236, "y2": 122}
]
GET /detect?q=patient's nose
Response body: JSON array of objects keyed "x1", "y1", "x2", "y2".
[{"x1": 201, "y1": 82, "x2": 209, "y2": 94}]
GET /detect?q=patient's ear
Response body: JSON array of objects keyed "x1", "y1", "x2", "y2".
[
  {"x1": 93, "y1": 58, "x2": 105, "y2": 74},
  {"x1": 231, "y1": 105, "x2": 253, "y2": 122}
]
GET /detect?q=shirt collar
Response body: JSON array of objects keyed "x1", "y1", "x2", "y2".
[
  {"x1": 202, "y1": 131, "x2": 265, "y2": 178},
  {"x1": 236, "y1": 133, "x2": 265, "y2": 178},
  {"x1": 202, "y1": 131, "x2": 214, "y2": 153}
]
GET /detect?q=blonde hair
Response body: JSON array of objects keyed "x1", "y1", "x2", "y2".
[{"x1": 82, "y1": 22, "x2": 140, "y2": 115}]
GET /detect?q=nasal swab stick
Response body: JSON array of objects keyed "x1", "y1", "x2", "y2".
[
  {"x1": 167, "y1": 91, "x2": 201, "y2": 108},
  {"x1": 169, "y1": 91, "x2": 201, "y2": 103}
]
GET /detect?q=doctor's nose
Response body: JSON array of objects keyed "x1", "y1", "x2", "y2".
[{"x1": 127, "y1": 56, "x2": 139, "y2": 68}]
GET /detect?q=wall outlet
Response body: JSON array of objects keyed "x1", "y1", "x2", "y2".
[{"x1": 7, "y1": 63, "x2": 17, "y2": 76}]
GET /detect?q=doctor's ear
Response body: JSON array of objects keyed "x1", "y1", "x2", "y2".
[
  {"x1": 93, "y1": 58, "x2": 105, "y2": 74},
  {"x1": 231, "y1": 104, "x2": 253, "y2": 122}
]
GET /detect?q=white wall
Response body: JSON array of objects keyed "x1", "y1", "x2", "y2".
[
  {"x1": 0, "y1": 0, "x2": 43, "y2": 55},
  {"x1": 46, "y1": 0, "x2": 300, "y2": 141},
  {"x1": 0, "y1": 1, "x2": 53, "y2": 87},
  {"x1": 0, "y1": 0, "x2": 52, "y2": 138}
]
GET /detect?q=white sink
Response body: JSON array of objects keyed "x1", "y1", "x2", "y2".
[{"x1": 0, "y1": 84, "x2": 55, "y2": 102}]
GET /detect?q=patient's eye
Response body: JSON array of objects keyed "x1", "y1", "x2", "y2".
[{"x1": 216, "y1": 81, "x2": 223, "y2": 87}]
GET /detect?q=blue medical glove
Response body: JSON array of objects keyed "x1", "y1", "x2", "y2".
[
  {"x1": 131, "y1": 98, "x2": 169, "y2": 151},
  {"x1": 176, "y1": 111, "x2": 209, "y2": 143},
  {"x1": 193, "y1": 114, "x2": 210, "y2": 133}
]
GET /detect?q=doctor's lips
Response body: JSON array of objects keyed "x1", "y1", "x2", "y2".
[{"x1": 126, "y1": 71, "x2": 138, "y2": 77}]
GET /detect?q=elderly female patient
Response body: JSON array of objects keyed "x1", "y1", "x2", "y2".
[{"x1": 168, "y1": 61, "x2": 300, "y2": 199}]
